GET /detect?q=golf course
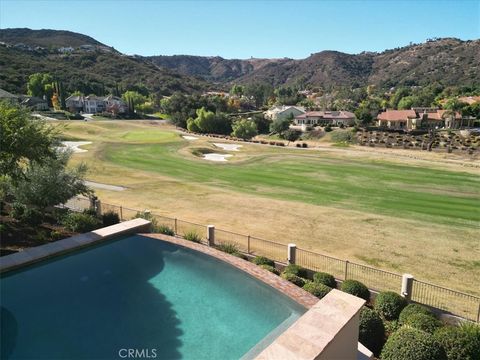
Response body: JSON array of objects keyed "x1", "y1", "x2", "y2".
[{"x1": 61, "y1": 120, "x2": 480, "y2": 295}]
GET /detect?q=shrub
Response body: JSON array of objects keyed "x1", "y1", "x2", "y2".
[
  {"x1": 252, "y1": 256, "x2": 274, "y2": 267},
  {"x1": 359, "y1": 307, "x2": 385, "y2": 356},
  {"x1": 313, "y1": 272, "x2": 336, "y2": 288},
  {"x1": 157, "y1": 224, "x2": 175, "y2": 236},
  {"x1": 51, "y1": 207, "x2": 70, "y2": 224},
  {"x1": 50, "y1": 230, "x2": 64, "y2": 241},
  {"x1": 324, "y1": 124, "x2": 333, "y2": 132},
  {"x1": 399, "y1": 304, "x2": 435, "y2": 324},
  {"x1": 403, "y1": 313, "x2": 442, "y2": 333},
  {"x1": 283, "y1": 264, "x2": 308, "y2": 278},
  {"x1": 62, "y1": 212, "x2": 101, "y2": 233},
  {"x1": 83, "y1": 208, "x2": 98, "y2": 217},
  {"x1": 281, "y1": 272, "x2": 306, "y2": 287},
  {"x1": 22, "y1": 207, "x2": 44, "y2": 226},
  {"x1": 381, "y1": 327, "x2": 447, "y2": 360},
  {"x1": 102, "y1": 211, "x2": 120, "y2": 227},
  {"x1": 384, "y1": 320, "x2": 400, "y2": 336},
  {"x1": 183, "y1": 231, "x2": 201, "y2": 243},
  {"x1": 10, "y1": 202, "x2": 26, "y2": 220},
  {"x1": 374, "y1": 291, "x2": 408, "y2": 320},
  {"x1": 340, "y1": 279, "x2": 370, "y2": 301},
  {"x1": 434, "y1": 324, "x2": 480, "y2": 360},
  {"x1": 302, "y1": 281, "x2": 331, "y2": 299},
  {"x1": 134, "y1": 211, "x2": 158, "y2": 228},
  {"x1": 232, "y1": 252, "x2": 248, "y2": 260},
  {"x1": 260, "y1": 265, "x2": 280, "y2": 275},
  {"x1": 217, "y1": 243, "x2": 239, "y2": 254}
]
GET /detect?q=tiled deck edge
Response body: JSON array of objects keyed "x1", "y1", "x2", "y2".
[
  {"x1": 0, "y1": 219, "x2": 152, "y2": 274},
  {"x1": 142, "y1": 233, "x2": 319, "y2": 309}
]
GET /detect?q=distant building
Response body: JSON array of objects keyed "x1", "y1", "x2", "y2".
[
  {"x1": 458, "y1": 96, "x2": 480, "y2": 105},
  {"x1": 20, "y1": 96, "x2": 49, "y2": 111},
  {"x1": 66, "y1": 94, "x2": 127, "y2": 114},
  {"x1": 377, "y1": 109, "x2": 463, "y2": 130},
  {"x1": 58, "y1": 46, "x2": 74, "y2": 53},
  {"x1": 0, "y1": 88, "x2": 19, "y2": 103},
  {"x1": 377, "y1": 110, "x2": 418, "y2": 130},
  {"x1": 104, "y1": 95, "x2": 128, "y2": 114},
  {"x1": 264, "y1": 105, "x2": 305, "y2": 121},
  {"x1": 66, "y1": 95, "x2": 85, "y2": 113},
  {"x1": 84, "y1": 95, "x2": 106, "y2": 113},
  {"x1": 294, "y1": 111, "x2": 356, "y2": 128}
]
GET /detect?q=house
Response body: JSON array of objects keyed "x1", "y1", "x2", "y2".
[
  {"x1": 377, "y1": 110, "x2": 418, "y2": 130},
  {"x1": 458, "y1": 96, "x2": 480, "y2": 105},
  {"x1": 104, "y1": 95, "x2": 128, "y2": 114},
  {"x1": 20, "y1": 96, "x2": 49, "y2": 111},
  {"x1": 264, "y1": 105, "x2": 305, "y2": 121},
  {"x1": 294, "y1": 111, "x2": 356, "y2": 128},
  {"x1": 66, "y1": 95, "x2": 84, "y2": 113},
  {"x1": 0, "y1": 88, "x2": 19, "y2": 103},
  {"x1": 58, "y1": 47, "x2": 74, "y2": 53},
  {"x1": 84, "y1": 95, "x2": 106, "y2": 113}
]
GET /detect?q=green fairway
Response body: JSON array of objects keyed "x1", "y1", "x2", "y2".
[{"x1": 105, "y1": 141, "x2": 480, "y2": 228}]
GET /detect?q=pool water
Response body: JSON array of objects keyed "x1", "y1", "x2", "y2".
[{"x1": 0, "y1": 235, "x2": 305, "y2": 359}]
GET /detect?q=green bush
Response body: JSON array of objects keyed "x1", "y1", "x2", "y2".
[
  {"x1": 102, "y1": 211, "x2": 120, "y2": 227},
  {"x1": 232, "y1": 252, "x2": 248, "y2": 260},
  {"x1": 374, "y1": 291, "x2": 408, "y2": 320},
  {"x1": 216, "y1": 243, "x2": 239, "y2": 254},
  {"x1": 281, "y1": 272, "x2": 306, "y2": 287},
  {"x1": 62, "y1": 212, "x2": 101, "y2": 233},
  {"x1": 399, "y1": 304, "x2": 435, "y2": 324},
  {"x1": 384, "y1": 320, "x2": 400, "y2": 336},
  {"x1": 340, "y1": 279, "x2": 370, "y2": 301},
  {"x1": 157, "y1": 224, "x2": 175, "y2": 236},
  {"x1": 434, "y1": 324, "x2": 480, "y2": 360},
  {"x1": 183, "y1": 231, "x2": 201, "y2": 243},
  {"x1": 82, "y1": 208, "x2": 98, "y2": 217},
  {"x1": 51, "y1": 207, "x2": 70, "y2": 224},
  {"x1": 403, "y1": 313, "x2": 442, "y2": 333},
  {"x1": 313, "y1": 272, "x2": 337, "y2": 288},
  {"x1": 381, "y1": 327, "x2": 447, "y2": 360},
  {"x1": 134, "y1": 211, "x2": 158, "y2": 228},
  {"x1": 252, "y1": 256, "x2": 274, "y2": 267},
  {"x1": 331, "y1": 129, "x2": 356, "y2": 144},
  {"x1": 283, "y1": 264, "x2": 308, "y2": 278},
  {"x1": 302, "y1": 281, "x2": 331, "y2": 299},
  {"x1": 260, "y1": 264, "x2": 280, "y2": 275},
  {"x1": 359, "y1": 307, "x2": 385, "y2": 356},
  {"x1": 10, "y1": 202, "x2": 26, "y2": 220},
  {"x1": 50, "y1": 230, "x2": 64, "y2": 241},
  {"x1": 22, "y1": 207, "x2": 44, "y2": 226}
]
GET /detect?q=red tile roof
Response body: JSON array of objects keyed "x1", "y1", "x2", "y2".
[{"x1": 377, "y1": 110, "x2": 417, "y2": 121}]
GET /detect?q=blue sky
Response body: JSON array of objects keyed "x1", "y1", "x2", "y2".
[{"x1": 1, "y1": 0, "x2": 479, "y2": 59}]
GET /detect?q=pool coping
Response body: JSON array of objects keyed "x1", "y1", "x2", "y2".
[
  {"x1": 0, "y1": 218, "x2": 152, "y2": 274},
  {"x1": 142, "y1": 233, "x2": 320, "y2": 309}
]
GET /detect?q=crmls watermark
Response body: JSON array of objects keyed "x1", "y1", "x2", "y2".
[{"x1": 118, "y1": 348, "x2": 158, "y2": 359}]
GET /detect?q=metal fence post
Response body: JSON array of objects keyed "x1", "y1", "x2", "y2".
[
  {"x1": 477, "y1": 302, "x2": 480, "y2": 323},
  {"x1": 344, "y1": 260, "x2": 349, "y2": 280},
  {"x1": 287, "y1": 243, "x2": 296, "y2": 264},
  {"x1": 401, "y1": 274, "x2": 414, "y2": 300},
  {"x1": 120, "y1": 206, "x2": 123, "y2": 221},
  {"x1": 174, "y1": 218, "x2": 178, "y2": 235},
  {"x1": 207, "y1": 225, "x2": 215, "y2": 247},
  {"x1": 247, "y1": 235, "x2": 251, "y2": 254}
]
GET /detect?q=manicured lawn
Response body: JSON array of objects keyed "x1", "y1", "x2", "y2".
[{"x1": 105, "y1": 142, "x2": 479, "y2": 227}]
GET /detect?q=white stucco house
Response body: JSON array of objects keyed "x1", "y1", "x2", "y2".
[{"x1": 264, "y1": 105, "x2": 306, "y2": 121}]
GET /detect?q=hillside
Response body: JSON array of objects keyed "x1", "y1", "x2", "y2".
[
  {"x1": 0, "y1": 29, "x2": 208, "y2": 96},
  {"x1": 148, "y1": 38, "x2": 480, "y2": 89},
  {"x1": 0, "y1": 28, "x2": 106, "y2": 48}
]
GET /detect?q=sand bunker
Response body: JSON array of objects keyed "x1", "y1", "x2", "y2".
[
  {"x1": 203, "y1": 153, "x2": 233, "y2": 162},
  {"x1": 60, "y1": 141, "x2": 92, "y2": 153},
  {"x1": 213, "y1": 143, "x2": 242, "y2": 151},
  {"x1": 182, "y1": 135, "x2": 199, "y2": 141}
]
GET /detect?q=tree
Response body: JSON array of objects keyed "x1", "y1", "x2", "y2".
[
  {"x1": 12, "y1": 150, "x2": 91, "y2": 210},
  {"x1": 354, "y1": 107, "x2": 373, "y2": 126},
  {"x1": 27, "y1": 73, "x2": 53, "y2": 98},
  {"x1": 230, "y1": 84, "x2": 244, "y2": 97},
  {"x1": 269, "y1": 117, "x2": 291, "y2": 135},
  {"x1": 122, "y1": 91, "x2": 147, "y2": 106},
  {"x1": 397, "y1": 96, "x2": 421, "y2": 110},
  {"x1": 389, "y1": 87, "x2": 411, "y2": 109},
  {"x1": 0, "y1": 101, "x2": 58, "y2": 180},
  {"x1": 282, "y1": 129, "x2": 301, "y2": 142},
  {"x1": 231, "y1": 119, "x2": 258, "y2": 139}
]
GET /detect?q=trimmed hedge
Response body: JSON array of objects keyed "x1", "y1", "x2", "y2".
[
  {"x1": 340, "y1": 279, "x2": 370, "y2": 301},
  {"x1": 281, "y1": 273, "x2": 306, "y2": 287},
  {"x1": 381, "y1": 327, "x2": 447, "y2": 360},
  {"x1": 302, "y1": 281, "x2": 331, "y2": 299},
  {"x1": 399, "y1": 304, "x2": 435, "y2": 324},
  {"x1": 260, "y1": 264, "x2": 280, "y2": 275},
  {"x1": 434, "y1": 324, "x2": 480, "y2": 360},
  {"x1": 283, "y1": 264, "x2": 308, "y2": 278},
  {"x1": 313, "y1": 272, "x2": 336, "y2": 288},
  {"x1": 252, "y1": 256, "x2": 274, "y2": 267},
  {"x1": 374, "y1": 291, "x2": 408, "y2": 320},
  {"x1": 359, "y1": 307, "x2": 385, "y2": 356},
  {"x1": 403, "y1": 313, "x2": 442, "y2": 334}
]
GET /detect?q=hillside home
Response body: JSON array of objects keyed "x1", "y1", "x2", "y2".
[
  {"x1": 66, "y1": 95, "x2": 85, "y2": 113},
  {"x1": 264, "y1": 105, "x2": 305, "y2": 121},
  {"x1": 84, "y1": 95, "x2": 106, "y2": 113},
  {"x1": 294, "y1": 111, "x2": 356, "y2": 128},
  {"x1": 104, "y1": 95, "x2": 128, "y2": 114},
  {"x1": 377, "y1": 110, "x2": 418, "y2": 130},
  {"x1": 20, "y1": 96, "x2": 49, "y2": 111},
  {"x1": 0, "y1": 88, "x2": 19, "y2": 103}
]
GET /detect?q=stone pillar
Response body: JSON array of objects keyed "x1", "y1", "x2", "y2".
[
  {"x1": 207, "y1": 225, "x2": 215, "y2": 247},
  {"x1": 95, "y1": 200, "x2": 102, "y2": 217},
  {"x1": 401, "y1": 274, "x2": 414, "y2": 301},
  {"x1": 287, "y1": 243, "x2": 296, "y2": 264}
]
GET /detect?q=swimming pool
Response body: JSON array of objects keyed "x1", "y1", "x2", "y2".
[{"x1": 0, "y1": 235, "x2": 305, "y2": 360}]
